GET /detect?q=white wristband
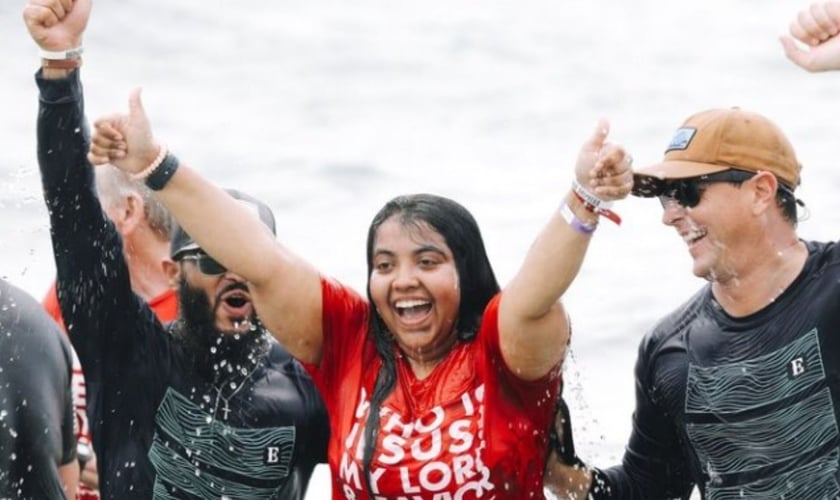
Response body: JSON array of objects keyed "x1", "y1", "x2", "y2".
[
  {"x1": 39, "y1": 47, "x2": 84, "y2": 60},
  {"x1": 571, "y1": 179, "x2": 613, "y2": 212}
]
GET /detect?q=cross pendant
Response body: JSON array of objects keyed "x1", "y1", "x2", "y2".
[{"x1": 222, "y1": 401, "x2": 231, "y2": 420}]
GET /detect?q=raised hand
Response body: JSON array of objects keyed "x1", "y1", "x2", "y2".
[
  {"x1": 780, "y1": 1, "x2": 840, "y2": 72},
  {"x1": 88, "y1": 89, "x2": 162, "y2": 174},
  {"x1": 22, "y1": 0, "x2": 90, "y2": 51},
  {"x1": 574, "y1": 118, "x2": 634, "y2": 202}
]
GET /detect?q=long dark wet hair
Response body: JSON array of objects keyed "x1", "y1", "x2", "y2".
[{"x1": 360, "y1": 193, "x2": 501, "y2": 493}]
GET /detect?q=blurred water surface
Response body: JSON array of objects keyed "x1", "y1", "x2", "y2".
[{"x1": 0, "y1": 1, "x2": 837, "y2": 497}]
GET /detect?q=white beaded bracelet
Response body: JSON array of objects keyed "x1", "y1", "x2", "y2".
[{"x1": 130, "y1": 146, "x2": 168, "y2": 181}]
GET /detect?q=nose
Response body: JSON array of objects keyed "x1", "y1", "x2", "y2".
[
  {"x1": 222, "y1": 270, "x2": 247, "y2": 283},
  {"x1": 392, "y1": 264, "x2": 419, "y2": 290},
  {"x1": 661, "y1": 199, "x2": 684, "y2": 227}
]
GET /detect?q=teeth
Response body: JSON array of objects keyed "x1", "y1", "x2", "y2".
[
  {"x1": 683, "y1": 228, "x2": 706, "y2": 243},
  {"x1": 395, "y1": 299, "x2": 428, "y2": 309}
]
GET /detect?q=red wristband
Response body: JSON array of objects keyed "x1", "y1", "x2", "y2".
[{"x1": 571, "y1": 180, "x2": 622, "y2": 225}]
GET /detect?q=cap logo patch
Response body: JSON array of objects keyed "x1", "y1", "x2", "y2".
[{"x1": 665, "y1": 127, "x2": 697, "y2": 152}]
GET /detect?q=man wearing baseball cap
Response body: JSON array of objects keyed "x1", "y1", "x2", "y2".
[{"x1": 546, "y1": 3, "x2": 840, "y2": 498}]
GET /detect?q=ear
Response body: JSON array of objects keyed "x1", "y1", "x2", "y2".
[
  {"x1": 162, "y1": 259, "x2": 180, "y2": 289},
  {"x1": 750, "y1": 171, "x2": 778, "y2": 215},
  {"x1": 102, "y1": 197, "x2": 129, "y2": 232},
  {"x1": 121, "y1": 193, "x2": 146, "y2": 235}
]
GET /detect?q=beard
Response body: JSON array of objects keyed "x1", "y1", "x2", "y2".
[{"x1": 171, "y1": 275, "x2": 269, "y2": 381}]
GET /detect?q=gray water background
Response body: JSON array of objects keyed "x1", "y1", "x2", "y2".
[{"x1": 1, "y1": 1, "x2": 838, "y2": 497}]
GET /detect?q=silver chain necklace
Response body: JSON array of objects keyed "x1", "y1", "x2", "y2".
[{"x1": 211, "y1": 361, "x2": 262, "y2": 421}]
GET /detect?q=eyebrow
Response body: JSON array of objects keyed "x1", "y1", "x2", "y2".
[
  {"x1": 372, "y1": 244, "x2": 447, "y2": 258},
  {"x1": 416, "y1": 242, "x2": 445, "y2": 252}
]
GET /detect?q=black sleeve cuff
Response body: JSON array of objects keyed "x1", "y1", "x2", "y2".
[{"x1": 35, "y1": 67, "x2": 82, "y2": 105}]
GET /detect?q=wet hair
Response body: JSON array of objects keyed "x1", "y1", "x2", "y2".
[
  {"x1": 360, "y1": 193, "x2": 500, "y2": 492},
  {"x1": 95, "y1": 164, "x2": 173, "y2": 240}
]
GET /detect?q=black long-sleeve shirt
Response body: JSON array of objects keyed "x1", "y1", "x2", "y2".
[
  {"x1": 36, "y1": 69, "x2": 328, "y2": 499},
  {"x1": 596, "y1": 240, "x2": 840, "y2": 499}
]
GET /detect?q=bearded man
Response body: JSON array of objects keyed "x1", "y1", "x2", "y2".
[{"x1": 27, "y1": 1, "x2": 327, "y2": 498}]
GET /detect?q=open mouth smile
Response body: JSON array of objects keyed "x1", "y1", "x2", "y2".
[{"x1": 395, "y1": 299, "x2": 432, "y2": 319}]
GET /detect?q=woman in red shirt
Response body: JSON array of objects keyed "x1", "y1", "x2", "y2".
[{"x1": 89, "y1": 102, "x2": 631, "y2": 498}]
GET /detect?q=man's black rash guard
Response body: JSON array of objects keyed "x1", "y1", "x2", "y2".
[
  {"x1": 36, "y1": 69, "x2": 328, "y2": 500},
  {"x1": 0, "y1": 279, "x2": 76, "y2": 500},
  {"x1": 593, "y1": 240, "x2": 840, "y2": 499}
]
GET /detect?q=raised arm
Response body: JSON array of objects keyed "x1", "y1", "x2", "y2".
[
  {"x1": 87, "y1": 92, "x2": 326, "y2": 365},
  {"x1": 26, "y1": 0, "x2": 151, "y2": 383},
  {"x1": 498, "y1": 119, "x2": 631, "y2": 380},
  {"x1": 780, "y1": 1, "x2": 840, "y2": 71}
]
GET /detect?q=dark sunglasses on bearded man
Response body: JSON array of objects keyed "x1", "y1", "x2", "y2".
[{"x1": 179, "y1": 252, "x2": 228, "y2": 276}]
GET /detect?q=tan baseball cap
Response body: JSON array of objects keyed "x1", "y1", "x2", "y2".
[{"x1": 632, "y1": 108, "x2": 801, "y2": 197}]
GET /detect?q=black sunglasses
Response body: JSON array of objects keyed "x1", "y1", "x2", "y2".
[
  {"x1": 179, "y1": 252, "x2": 227, "y2": 276},
  {"x1": 654, "y1": 169, "x2": 756, "y2": 209}
]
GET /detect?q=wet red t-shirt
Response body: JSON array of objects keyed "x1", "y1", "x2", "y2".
[{"x1": 307, "y1": 278, "x2": 561, "y2": 499}]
